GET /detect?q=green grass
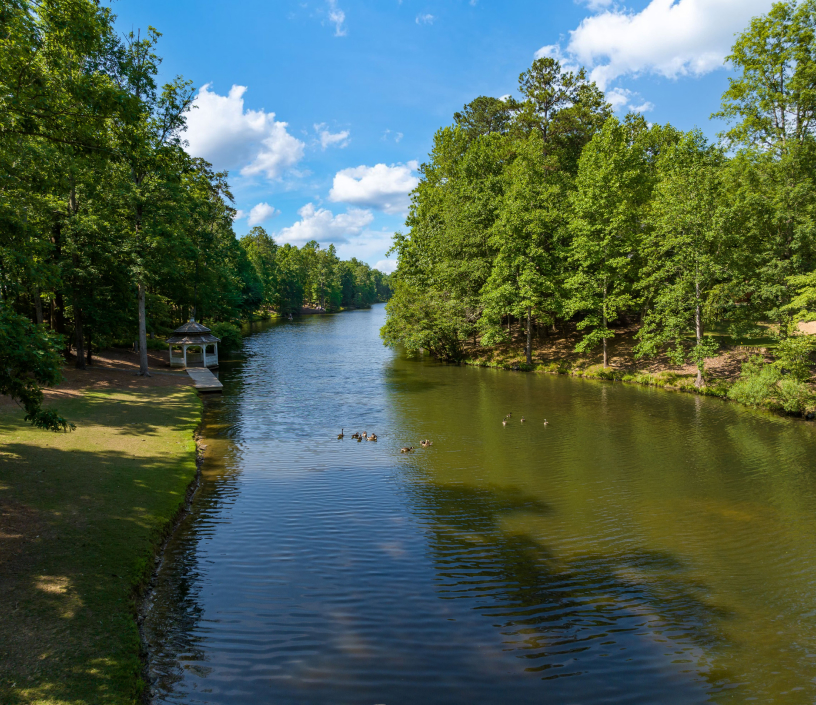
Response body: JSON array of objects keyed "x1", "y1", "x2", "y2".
[{"x1": 0, "y1": 387, "x2": 201, "y2": 704}]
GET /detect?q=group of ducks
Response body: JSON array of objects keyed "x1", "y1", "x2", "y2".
[
  {"x1": 337, "y1": 429, "x2": 379, "y2": 442},
  {"x1": 502, "y1": 413, "x2": 548, "y2": 426},
  {"x1": 335, "y1": 429, "x2": 432, "y2": 453}
]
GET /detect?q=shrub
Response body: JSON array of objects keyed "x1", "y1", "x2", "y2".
[
  {"x1": 210, "y1": 322, "x2": 242, "y2": 354},
  {"x1": 728, "y1": 356, "x2": 782, "y2": 407},
  {"x1": 773, "y1": 335, "x2": 816, "y2": 381}
]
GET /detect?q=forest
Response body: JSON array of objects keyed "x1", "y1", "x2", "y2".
[
  {"x1": 382, "y1": 0, "x2": 816, "y2": 413},
  {"x1": 0, "y1": 0, "x2": 391, "y2": 430}
]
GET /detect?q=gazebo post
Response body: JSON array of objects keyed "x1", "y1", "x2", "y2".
[{"x1": 183, "y1": 345, "x2": 188, "y2": 368}]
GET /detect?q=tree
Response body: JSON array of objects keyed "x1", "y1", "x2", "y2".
[
  {"x1": 636, "y1": 131, "x2": 731, "y2": 387},
  {"x1": 566, "y1": 116, "x2": 649, "y2": 367},
  {"x1": 116, "y1": 28, "x2": 194, "y2": 376}
]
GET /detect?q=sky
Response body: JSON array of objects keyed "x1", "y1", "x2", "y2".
[{"x1": 110, "y1": 0, "x2": 777, "y2": 273}]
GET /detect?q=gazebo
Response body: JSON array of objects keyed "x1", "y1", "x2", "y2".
[{"x1": 167, "y1": 319, "x2": 220, "y2": 369}]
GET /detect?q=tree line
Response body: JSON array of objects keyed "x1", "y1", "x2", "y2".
[
  {"x1": 0, "y1": 0, "x2": 390, "y2": 430},
  {"x1": 383, "y1": 0, "x2": 816, "y2": 393}
]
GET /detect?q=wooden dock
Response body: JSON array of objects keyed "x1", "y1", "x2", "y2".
[{"x1": 186, "y1": 368, "x2": 223, "y2": 392}]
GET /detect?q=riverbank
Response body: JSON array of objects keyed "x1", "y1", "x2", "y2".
[
  {"x1": 0, "y1": 362, "x2": 201, "y2": 704},
  {"x1": 462, "y1": 323, "x2": 816, "y2": 417}
]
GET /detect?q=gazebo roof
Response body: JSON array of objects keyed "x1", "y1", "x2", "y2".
[{"x1": 167, "y1": 318, "x2": 221, "y2": 345}]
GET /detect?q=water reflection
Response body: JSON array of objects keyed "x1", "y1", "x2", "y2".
[{"x1": 144, "y1": 305, "x2": 816, "y2": 704}]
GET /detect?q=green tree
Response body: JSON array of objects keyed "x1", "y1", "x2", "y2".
[
  {"x1": 636, "y1": 131, "x2": 731, "y2": 387},
  {"x1": 566, "y1": 116, "x2": 649, "y2": 366}
]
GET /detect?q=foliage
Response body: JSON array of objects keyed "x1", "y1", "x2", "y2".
[
  {"x1": 0, "y1": 306, "x2": 72, "y2": 431},
  {"x1": 774, "y1": 334, "x2": 816, "y2": 379},
  {"x1": 210, "y1": 321, "x2": 242, "y2": 353},
  {"x1": 728, "y1": 354, "x2": 815, "y2": 413}
]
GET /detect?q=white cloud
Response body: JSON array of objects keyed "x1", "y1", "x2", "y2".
[
  {"x1": 555, "y1": 0, "x2": 775, "y2": 90},
  {"x1": 186, "y1": 84, "x2": 305, "y2": 180},
  {"x1": 581, "y1": 0, "x2": 614, "y2": 9},
  {"x1": 533, "y1": 44, "x2": 580, "y2": 75},
  {"x1": 606, "y1": 87, "x2": 654, "y2": 114},
  {"x1": 375, "y1": 258, "x2": 397, "y2": 274},
  {"x1": 416, "y1": 13, "x2": 435, "y2": 25},
  {"x1": 329, "y1": 162, "x2": 419, "y2": 215},
  {"x1": 327, "y1": 0, "x2": 347, "y2": 36},
  {"x1": 247, "y1": 202, "x2": 279, "y2": 227},
  {"x1": 276, "y1": 203, "x2": 374, "y2": 246},
  {"x1": 314, "y1": 123, "x2": 350, "y2": 150},
  {"x1": 233, "y1": 209, "x2": 246, "y2": 221},
  {"x1": 395, "y1": 132, "x2": 403, "y2": 143}
]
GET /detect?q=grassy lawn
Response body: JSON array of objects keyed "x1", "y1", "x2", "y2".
[{"x1": 0, "y1": 386, "x2": 200, "y2": 704}]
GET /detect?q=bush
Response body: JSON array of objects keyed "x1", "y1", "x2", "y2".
[
  {"x1": 728, "y1": 355, "x2": 815, "y2": 414},
  {"x1": 728, "y1": 356, "x2": 782, "y2": 407},
  {"x1": 210, "y1": 322, "x2": 242, "y2": 354},
  {"x1": 773, "y1": 335, "x2": 816, "y2": 381}
]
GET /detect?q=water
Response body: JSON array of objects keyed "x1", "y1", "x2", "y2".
[{"x1": 143, "y1": 304, "x2": 816, "y2": 704}]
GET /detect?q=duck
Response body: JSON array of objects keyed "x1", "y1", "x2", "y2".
[
  {"x1": 520, "y1": 416, "x2": 526, "y2": 423},
  {"x1": 502, "y1": 419, "x2": 507, "y2": 426},
  {"x1": 543, "y1": 419, "x2": 549, "y2": 426},
  {"x1": 357, "y1": 436, "x2": 363, "y2": 442},
  {"x1": 400, "y1": 446, "x2": 414, "y2": 453},
  {"x1": 351, "y1": 432, "x2": 360, "y2": 439},
  {"x1": 420, "y1": 439, "x2": 432, "y2": 448},
  {"x1": 367, "y1": 433, "x2": 378, "y2": 441},
  {"x1": 337, "y1": 429, "x2": 344, "y2": 439},
  {"x1": 362, "y1": 431, "x2": 368, "y2": 439}
]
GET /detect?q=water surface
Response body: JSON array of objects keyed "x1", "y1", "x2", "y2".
[{"x1": 144, "y1": 304, "x2": 816, "y2": 704}]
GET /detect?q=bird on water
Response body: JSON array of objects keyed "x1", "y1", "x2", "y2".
[
  {"x1": 420, "y1": 439, "x2": 433, "y2": 448},
  {"x1": 337, "y1": 429, "x2": 344, "y2": 439},
  {"x1": 521, "y1": 416, "x2": 526, "y2": 423},
  {"x1": 368, "y1": 433, "x2": 378, "y2": 441},
  {"x1": 400, "y1": 446, "x2": 413, "y2": 453},
  {"x1": 543, "y1": 419, "x2": 549, "y2": 425},
  {"x1": 502, "y1": 419, "x2": 507, "y2": 426}
]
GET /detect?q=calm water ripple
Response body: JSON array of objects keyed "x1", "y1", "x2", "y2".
[{"x1": 143, "y1": 304, "x2": 816, "y2": 704}]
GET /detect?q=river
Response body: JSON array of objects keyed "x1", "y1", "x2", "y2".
[{"x1": 143, "y1": 303, "x2": 816, "y2": 704}]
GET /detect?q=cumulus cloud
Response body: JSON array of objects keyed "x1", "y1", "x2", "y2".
[
  {"x1": 416, "y1": 13, "x2": 435, "y2": 25},
  {"x1": 375, "y1": 258, "x2": 397, "y2": 274},
  {"x1": 276, "y1": 203, "x2": 374, "y2": 246},
  {"x1": 246, "y1": 202, "x2": 279, "y2": 227},
  {"x1": 186, "y1": 84, "x2": 305, "y2": 180},
  {"x1": 606, "y1": 87, "x2": 654, "y2": 114},
  {"x1": 548, "y1": 0, "x2": 775, "y2": 90},
  {"x1": 329, "y1": 161, "x2": 419, "y2": 215},
  {"x1": 314, "y1": 123, "x2": 350, "y2": 150},
  {"x1": 327, "y1": 0, "x2": 346, "y2": 36}
]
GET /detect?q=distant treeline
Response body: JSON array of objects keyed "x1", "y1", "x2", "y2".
[
  {"x1": 0, "y1": 1, "x2": 389, "y2": 429},
  {"x1": 383, "y1": 0, "x2": 816, "y2": 390}
]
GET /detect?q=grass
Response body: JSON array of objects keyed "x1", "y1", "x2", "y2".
[{"x1": 0, "y1": 386, "x2": 201, "y2": 704}]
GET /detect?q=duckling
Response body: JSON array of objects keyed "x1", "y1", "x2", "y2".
[
  {"x1": 502, "y1": 419, "x2": 507, "y2": 426},
  {"x1": 337, "y1": 429, "x2": 344, "y2": 439},
  {"x1": 368, "y1": 433, "x2": 378, "y2": 441},
  {"x1": 400, "y1": 446, "x2": 414, "y2": 453},
  {"x1": 357, "y1": 436, "x2": 363, "y2": 442},
  {"x1": 362, "y1": 431, "x2": 368, "y2": 439},
  {"x1": 420, "y1": 439, "x2": 433, "y2": 448},
  {"x1": 351, "y1": 432, "x2": 360, "y2": 439},
  {"x1": 543, "y1": 419, "x2": 549, "y2": 426},
  {"x1": 520, "y1": 416, "x2": 525, "y2": 423}
]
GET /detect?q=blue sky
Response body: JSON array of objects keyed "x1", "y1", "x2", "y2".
[{"x1": 112, "y1": 0, "x2": 776, "y2": 272}]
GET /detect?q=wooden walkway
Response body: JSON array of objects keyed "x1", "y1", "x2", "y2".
[{"x1": 186, "y1": 368, "x2": 223, "y2": 392}]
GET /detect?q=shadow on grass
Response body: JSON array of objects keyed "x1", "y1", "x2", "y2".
[{"x1": 0, "y1": 408, "x2": 198, "y2": 704}]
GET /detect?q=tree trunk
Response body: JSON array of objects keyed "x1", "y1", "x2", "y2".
[
  {"x1": 54, "y1": 291, "x2": 71, "y2": 360},
  {"x1": 73, "y1": 296, "x2": 86, "y2": 369},
  {"x1": 33, "y1": 287, "x2": 43, "y2": 325},
  {"x1": 138, "y1": 280, "x2": 150, "y2": 376},
  {"x1": 86, "y1": 327, "x2": 93, "y2": 365},
  {"x1": 695, "y1": 279, "x2": 703, "y2": 388},
  {"x1": 525, "y1": 307, "x2": 532, "y2": 365}
]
